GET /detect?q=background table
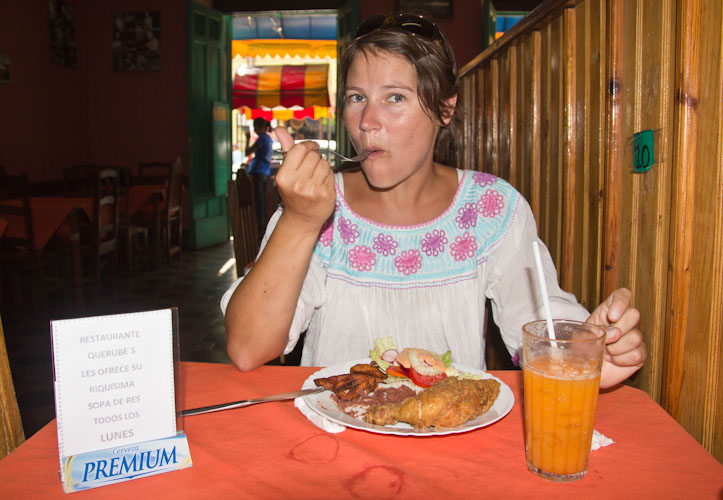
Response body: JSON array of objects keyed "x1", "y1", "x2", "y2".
[
  {"x1": 0, "y1": 362, "x2": 720, "y2": 499},
  {"x1": 0, "y1": 197, "x2": 93, "y2": 250},
  {"x1": 126, "y1": 185, "x2": 165, "y2": 217}
]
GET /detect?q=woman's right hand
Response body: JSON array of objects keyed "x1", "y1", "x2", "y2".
[{"x1": 274, "y1": 126, "x2": 336, "y2": 233}]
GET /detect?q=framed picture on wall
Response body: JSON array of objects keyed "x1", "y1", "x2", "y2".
[
  {"x1": 112, "y1": 11, "x2": 161, "y2": 71},
  {"x1": 0, "y1": 53, "x2": 10, "y2": 85},
  {"x1": 49, "y1": 0, "x2": 78, "y2": 68},
  {"x1": 395, "y1": 0, "x2": 453, "y2": 19}
]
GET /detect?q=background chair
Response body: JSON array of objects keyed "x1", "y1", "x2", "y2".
[
  {"x1": 0, "y1": 173, "x2": 70, "y2": 312},
  {"x1": 0, "y1": 172, "x2": 38, "y2": 310},
  {"x1": 133, "y1": 157, "x2": 183, "y2": 267},
  {"x1": 69, "y1": 167, "x2": 120, "y2": 303},
  {"x1": 0, "y1": 315, "x2": 24, "y2": 459},
  {"x1": 227, "y1": 170, "x2": 260, "y2": 277},
  {"x1": 62, "y1": 164, "x2": 97, "y2": 196},
  {"x1": 117, "y1": 166, "x2": 149, "y2": 273},
  {"x1": 164, "y1": 157, "x2": 183, "y2": 262},
  {"x1": 136, "y1": 160, "x2": 172, "y2": 186}
]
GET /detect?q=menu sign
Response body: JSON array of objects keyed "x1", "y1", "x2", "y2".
[{"x1": 51, "y1": 309, "x2": 190, "y2": 492}]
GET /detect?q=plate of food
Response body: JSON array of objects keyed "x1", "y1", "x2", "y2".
[{"x1": 299, "y1": 343, "x2": 514, "y2": 436}]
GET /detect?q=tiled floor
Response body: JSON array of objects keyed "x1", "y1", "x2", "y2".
[{"x1": 2, "y1": 240, "x2": 300, "y2": 438}]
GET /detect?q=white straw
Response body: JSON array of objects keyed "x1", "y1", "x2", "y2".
[{"x1": 532, "y1": 240, "x2": 557, "y2": 340}]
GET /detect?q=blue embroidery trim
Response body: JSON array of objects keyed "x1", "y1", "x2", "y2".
[{"x1": 312, "y1": 170, "x2": 520, "y2": 287}]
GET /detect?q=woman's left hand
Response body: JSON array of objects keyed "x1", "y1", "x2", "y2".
[{"x1": 586, "y1": 288, "x2": 647, "y2": 389}]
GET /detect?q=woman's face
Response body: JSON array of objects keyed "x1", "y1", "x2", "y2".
[{"x1": 343, "y1": 50, "x2": 442, "y2": 189}]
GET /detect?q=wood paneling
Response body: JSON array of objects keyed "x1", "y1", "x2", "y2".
[{"x1": 459, "y1": 0, "x2": 723, "y2": 462}]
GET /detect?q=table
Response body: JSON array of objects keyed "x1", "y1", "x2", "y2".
[
  {"x1": 1, "y1": 197, "x2": 93, "y2": 307},
  {"x1": 0, "y1": 363, "x2": 720, "y2": 498},
  {"x1": 126, "y1": 185, "x2": 165, "y2": 217},
  {"x1": 0, "y1": 196, "x2": 93, "y2": 250},
  {"x1": 0, "y1": 218, "x2": 7, "y2": 238}
]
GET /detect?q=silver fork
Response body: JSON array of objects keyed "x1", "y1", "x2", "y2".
[
  {"x1": 282, "y1": 148, "x2": 370, "y2": 163},
  {"x1": 323, "y1": 149, "x2": 370, "y2": 163}
]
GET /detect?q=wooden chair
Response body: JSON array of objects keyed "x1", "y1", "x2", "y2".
[
  {"x1": 227, "y1": 170, "x2": 260, "y2": 277},
  {"x1": 0, "y1": 173, "x2": 33, "y2": 250},
  {"x1": 117, "y1": 166, "x2": 149, "y2": 272},
  {"x1": 133, "y1": 158, "x2": 183, "y2": 266},
  {"x1": 135, "y1": 161, "x2": 172, "y2": 186},
  {"x1": 0, "y1": 173, "x2": 69, "y2": 312},
  {"x1": 74, "y1": 167, "x2": 120, "y2": 302},
  {"x1": 164, "y1": 157, "x2": 183, "y2": 262},
  {"x1": 0, "y1": 315, "x2": 24, "y2": 459},
  {"x1": 227, "y1": 172, "x2": 293, "y2": 364},
  {"x1": 0, "y1": 173, "x2": 37, "y2": 310},
  {"x1": 62, "y1": 164, "x2": 97, "y2": 196}
]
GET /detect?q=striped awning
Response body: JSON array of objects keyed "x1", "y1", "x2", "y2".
[
  {"x1": 233, "y1": 64, "x2": 330, "y2": 110},
  {"x1": 241, "y1": 106, "x2": 333, "y2": 121},
  {"x1": 232, "y1": 39, "x2": 337, "y2": 59}
]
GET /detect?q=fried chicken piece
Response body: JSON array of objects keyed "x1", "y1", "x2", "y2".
[
  {"x1": 363, "y1": 377, "x2": 501, "y2": 429},
  {"x1": 314, "y1": 364, "x2": 386, "y2": 401}
]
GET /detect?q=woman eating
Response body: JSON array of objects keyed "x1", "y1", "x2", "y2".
[{"x1": 221, "y1": 13, "x2": 646, "y2": 389}]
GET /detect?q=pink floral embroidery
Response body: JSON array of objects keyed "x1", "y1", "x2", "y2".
[
  {"x1": 477, "y1": 189, "x2": 505, "y2": 217},
  {"x1": 337, "y1": 217, "x2": 359, "y2": 244},
  {"x1": 450, "y1": 233, "x2": 477, "y2": 261},
  {"x1": 373, "y1": 234, "x2": 398, "y2": 256},
  {"x1": 421, "y1": 229, "x2": 448, "y2": 257},
  {"x1": 318, "y1": 218, "x2": 334, "y2": 247},
  {"x1": 455, "y1": 202, "x2": 478, "y2": 229},
  {"x1": 473, "y1": 171, "x2": 496, "y2": 187},
  {"x1": 394, "y1": 249, "x2": 422, "y2": 275},
  {"x1": 349, "y1": 245, "x2": 376, "y2": 271}
]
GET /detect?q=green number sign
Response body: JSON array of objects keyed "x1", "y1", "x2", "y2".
[{"x1": 632, "y1": 130, "x2": 654, "y2": 173}]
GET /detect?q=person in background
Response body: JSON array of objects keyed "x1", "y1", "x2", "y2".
[
  {"x1": 245, "y1": 117, "x2": 273, "y2": 237},
  {"x1": 222, "y1": 13, "x2": 646, "y2": 388}
]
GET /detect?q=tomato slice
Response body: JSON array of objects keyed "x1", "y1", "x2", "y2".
[
  {"x1": 408, "y1": 367, "x2": 446, "y2": 388},
  {"x1": 386, "y1": 365, "x2": 410, "y2": 379}
]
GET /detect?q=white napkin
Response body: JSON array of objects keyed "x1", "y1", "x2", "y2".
[
  {"x1": 294, "y1": 396, "x2": 346, "y2": 433},
  {"x1": 591, "y1": 429, "x2": 614, "y2": 450}
]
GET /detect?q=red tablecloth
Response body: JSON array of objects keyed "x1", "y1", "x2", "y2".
[
  {"x1": 125, "y1": 185, "x2": 165, "y2": 216},
  {"x1": 0, "y1": 218, "x2": 7, "y2": 238},
  {"x1": 0, "y1": 197, "x2": 93, "y2": 249},
  {"x1": 0, "y1": 362, "x2": 720, "y2": 499}
]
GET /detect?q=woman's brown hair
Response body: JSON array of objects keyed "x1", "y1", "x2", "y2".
[{"x1": 339, "y1": 18, "x2": 461, "y2": 166}]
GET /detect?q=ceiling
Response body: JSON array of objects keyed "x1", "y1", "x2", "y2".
[{"x1": 232, "y1": 11, "x2": 338, "y2": 40}]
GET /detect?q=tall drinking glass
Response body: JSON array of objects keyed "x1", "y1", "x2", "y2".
[{"x1": 522, "y1": 320, "x2": 605, "y2": 482}]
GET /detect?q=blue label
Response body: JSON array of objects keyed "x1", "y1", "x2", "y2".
[{"x1": 60, "y1": 432, "x2": 192, "y2": 493}]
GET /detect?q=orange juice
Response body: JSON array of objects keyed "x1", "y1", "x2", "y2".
[{"x1": 523, "y1": 355, "x2": 601, "y2": 480}]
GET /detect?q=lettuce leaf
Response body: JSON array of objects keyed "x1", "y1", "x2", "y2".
[
  {"x1": 439, "y1": 350, "x2": 452, "y2": 367},
  {"x1": 369, "y1": 336, "x2": 397, "y2": 371}
]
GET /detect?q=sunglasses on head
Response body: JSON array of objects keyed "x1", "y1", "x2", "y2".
[{"x1": 354, "y1": 14, "x2": 442, "y2": 41}]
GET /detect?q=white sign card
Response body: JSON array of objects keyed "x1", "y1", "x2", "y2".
[{"x1": 51, "y1": 309, "x2": 177, "y2": 459}]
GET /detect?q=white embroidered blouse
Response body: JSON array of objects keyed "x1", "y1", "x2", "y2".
[{"x1": 221, "y1": 169, "x2": 588, "y2": 368}]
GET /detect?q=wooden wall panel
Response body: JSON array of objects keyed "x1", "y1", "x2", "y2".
[
  {"x1": 457, "y1": 0, "x2": 723, "y2": 461},
  {"x1": 489, "y1": 59, "x2": 500, "y2": 176},
  {"x1": 517, "y1": 36, "x2": 533, "y2": 204},
  {"x1": 561, "y1": 8, "x2": 579, "y2": 295},
  {"x1": 620, "y1": 0, "x2": 675, "y2": 398},
  {"x1": 530, "y1": 31, "x2": 543, "y2": 225},
  {"x1": 581, "y1": 0, "x2": 606, "y2": 312},
  {"x1": 476, "y1": 68, "x2": 486, "y2": 172},
  {"x1": 460, "y1": 73, "x2": 476, "y2": 172},
  {"x1": 682, "y1": 0, "x2": 723, "y2": 460},
  {"x1": 663, "y1": 0, "x2": 700, "y2": 421},
  {"x1": 499, "y1": 49, "x2": 513, "y2": 184},
  {"x1": 545, "y1": 18, "x2": 566, "y2": 276}
]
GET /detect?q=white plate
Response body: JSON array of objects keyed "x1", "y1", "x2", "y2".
[{"x1": 300, "y1": 359, "x2": 515, "y2": 436}]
